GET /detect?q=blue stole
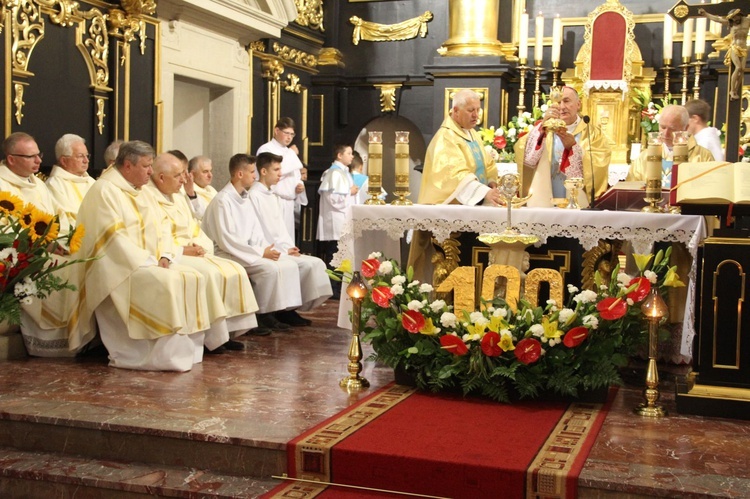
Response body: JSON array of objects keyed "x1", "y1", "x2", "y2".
[{"x1": 466, "y1": 135, "x2": 487, "y2": 184}]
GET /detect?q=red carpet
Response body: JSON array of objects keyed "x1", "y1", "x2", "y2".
[{"x1": 266, "y1": 384, "x2": 613, "y2": 499}]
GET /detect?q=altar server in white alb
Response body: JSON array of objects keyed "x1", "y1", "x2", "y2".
[
  {"x1": 256, "y1": 117, "x2": 307, "y2": 240},
  {"x1": 317, "y1": 144, "x2": 357, "y2": 266},
  {"x1": 203, "y1": 154, "x2": 328, "y2": 331},
  {"x1": 0, "y1": 132, "x2": 88, "y2": 357},
  {"x1": 143, "y1": 152, "x2": 263, "y2": 349},
  {"x1": 73, "y1": 140, "x2": 220, "y2": 372},
  {"x1": 248, "y1": 152, "x2": 332, "y2": 326},
  {"x1": 46, "y1": 133, "x2": 95, "y2": 225}
]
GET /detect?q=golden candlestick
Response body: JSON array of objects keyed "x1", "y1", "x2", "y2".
[
  {"x1": 532, "y1": 63, "x2": 543, "y2": 109},
  {"x1": 392, "y1": 131, "x2": 412, "y2": 205},
  {"x1": 340, "y1": 271, "x2": 370, "y2": 391},
  {"x1": 365, "y1": 131, "x2": 385, "y2": 205},
  {"x1": 550, "y1": 61, "x2": 561, "y2": 88},
  {"x1": 662, "y1": 58, "x2": 673, "y2": 95},
  {"x1": 517, "y1": 59, "x2": 529, "y2": 116},
  {"x1": 679, "y1": 56, "x2": 691, "y2": 105},
  {"x1": 692, "y1": 55, "x2": 705, "y2": 100},
  {"x1": 635, "y1": 288, "x2": 668, "y2": 417}
]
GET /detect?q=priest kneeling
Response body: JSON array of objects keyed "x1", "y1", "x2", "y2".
[{"x1": 72, "y1": 141, "x2": 224, "y2": 371}]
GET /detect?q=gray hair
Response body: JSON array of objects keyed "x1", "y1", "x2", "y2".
[
  {"x1": 452, "y1": 89, "x2": 481, "y2": 110},
  {"x1": 104, "y1": 140, "x2": 123, "y2": 165},
  {"x1": 661, "y1": 105, "x2": 689, "y2": 129},
  {"x1": 114, "y1": 140, "x2": 155, "y2": 169},
  {"x1": 55, "y1": 134, "x2": 85, "y2": 161},
  {"x1": 188, "y1": 155, "x2": 211, "y2": 173}
]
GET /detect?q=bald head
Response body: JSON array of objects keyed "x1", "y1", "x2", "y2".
[{"x1": 152, "y1": 153, "x2": 185, "y2": 195}]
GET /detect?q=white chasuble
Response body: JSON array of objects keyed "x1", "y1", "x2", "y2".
[{"x1": 46, "y1": 165, "x2": 95, "y2": 225}]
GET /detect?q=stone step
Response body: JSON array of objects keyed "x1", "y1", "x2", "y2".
[
  {"x1": 0, "y1": 415, "x2": 286, "y2": 479},
  {"x1": 0, "y1": 445, "x2": 281, "y2": 498}
]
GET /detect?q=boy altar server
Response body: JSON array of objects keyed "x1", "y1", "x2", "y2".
[
  {"x1": 203, "y1": 154, "x2": 330, "y2": 330},
  {"x1": 142, "y1": 152, "x2": 264, "y2": 347},
  {"x1": 247, "y1": 152, "x2": 332, "y2": 326}
]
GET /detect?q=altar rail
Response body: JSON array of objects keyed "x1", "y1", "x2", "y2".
[{"x1": 333, "y1": 205, "x2": 707, "y2": 363}]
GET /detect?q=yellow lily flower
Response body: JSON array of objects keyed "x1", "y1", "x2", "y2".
[
  {"x1": 499, "y1": 334, "x2": 515, "y2": 352},
  {"x1": 464, "y1": 322, "x2": 487, "y2": 337},
  {"x1": 489, "y1": 315, "x2": 509, "y2": 332},
  {"x1": 335, "y1": 259, "x2": 352, "y2": 273},
  {"x1": 478, "y1": 127, "x2": 495, "y2": 143},
  {"x1": 542, "y1": 317, "x2": 563, "y2": 339},
  {"x1": 663, "y1": 266, "x2": 685, "y2": 288},
  {"x1": 633, "y1": 253, "x2": 653, "y2": 273},
  {"x1": 420, "y1": 318, "x2": 440, "y2": 336}
]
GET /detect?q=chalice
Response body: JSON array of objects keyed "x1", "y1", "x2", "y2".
[
  {"x1": 563, "y1": 177, "x2": 584, "y2": 209},
  {"x1": 478, "y1": 173, "x2": 538, "y2": 246}
]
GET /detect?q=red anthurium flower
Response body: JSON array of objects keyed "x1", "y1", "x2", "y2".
[
  {"x1": 361, "y1": 258, "x2": 380, "y2": 278},
  {"x1": 563, "y1": 326, "x2": 589, "y2": 348},
  {"x1": 493, "y1": 136, "x2": 507, "y2": 150},
  {"x1": 596, "y1": 297, "x2": 627, "y2": 320},
  {"x1": 440, "y1": 334, "x2": 469, "y2": 356},
  {"x1": 627, "y1": 277, "x2": 651, "y2": 303},
  {"x1": 481, "y1": 331, "x2": 502, "y2": 357},
  {"x1": 402, "y1": 310, "x2": 426, "y2": 333},
  {"x1": 515, "y1": 338, "x2": 542, "y2": 365},
  {"x1": 371, "y1": 286, "x2": 393, "y2": 308}
]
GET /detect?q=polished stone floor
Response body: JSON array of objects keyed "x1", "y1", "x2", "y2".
[{"x1": 0, "y1": 301, "x2": 748, "y2": 498}]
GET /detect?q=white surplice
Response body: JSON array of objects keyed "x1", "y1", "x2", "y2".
[
  {"x1": 143, "y1": 181, "x2": 259, "y2": 340},
  {"x1": 248, "y1": 182, "x2": 332, "y2": 310},
  {"x1": 202, "y1": 183, "x2": 303, "y2": 314},
  {"x1": 256, "y1": 139, "x2": 306, "y2": 238},
  {"x1": 72, "y1": 167, "x2": 213, "y2": 371},
  {"x1": 317, "y1": 162, "x2": 356, "y2": 241},
  {"x1": 0, "y1": 164, "x2": 87, "y2": 357},
  {"x1": 45, "y1": 165, "x2": 95, "y2": 225}
]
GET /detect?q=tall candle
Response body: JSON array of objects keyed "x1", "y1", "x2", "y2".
[
  {"x1": 394, "y1": 131, "x2": 410, "y2": 187},
  {"x1": 695, "y1": 11, "x2": 707, "y2": 57},
  {"x1": 645, "y1": 143, "x2": 662, "y2": 181},
  {"x1": 519, "y1": 11, "x2": 529, "y2": 63},
  {"x1": 551, "y1": 15, "x2": 562, "y2": 64},
  {"x1": 534, "y1": 12, "x2": 544, "y2": 64},
  {"x1": 663, "y1": 14, "x2": 673, "y2": 61},
  {"x1": 367, "y1": 131, "x2": 383, "y2": 188},
  {"x1": 709, "y1": 0, "x2": 720, "y2": 33},
  {"x1": 682, "y1": 18, "x2": 694, "y2": 60}
]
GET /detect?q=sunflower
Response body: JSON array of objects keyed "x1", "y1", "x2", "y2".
[
  {"x1": 17, "y1": 203, "x2": 35, "y2": 229},
  {"x1": 28, "y1": 209, "x2": 59, "y2": 243},
  {"x1": 0, "y1": 192, "x2": 24, "y2": 218},
  {"x1": 67, "y1": 224, "x2": 85, "y2": 254}
]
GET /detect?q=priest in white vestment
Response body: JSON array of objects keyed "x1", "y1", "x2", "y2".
[
  {"x1": 249, "y1": 152, "x2": 332, "y2": 326},
  {"x1": 143, "y1": 153, "x2": 262, "y2": 347},
  {"x1": 188, "y1": 155, "x2": 218, "y2": 220},
  {"x1": 72, "y1": 140, "x2": 217, "y2": 371},
  {"x1": 256, "y1": 117, "x2": 307, "y2": 239},
  {"x1": 203, "y1": 154, "x2": 311, "y2": 330},
  {"x1": 46, "y1": 134, "x2": 95, "y2": 224},
  {"x1": 0, "y1": 132, "x2": 86, "y2": 357}
]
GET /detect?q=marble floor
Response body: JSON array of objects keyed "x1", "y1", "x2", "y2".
[{"x1": 0, "y1": 301, "x2": 748, "y2": 498}]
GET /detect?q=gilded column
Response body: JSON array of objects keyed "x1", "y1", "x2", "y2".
[{"x1": 439, "y1": 0, "x2": 503, "y2": 57}]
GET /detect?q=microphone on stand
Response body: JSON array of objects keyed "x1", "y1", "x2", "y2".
[{"x1": 582, "y1": 115, "x2": 597, "y2": 210}]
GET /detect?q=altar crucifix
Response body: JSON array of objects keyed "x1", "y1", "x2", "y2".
[{"x1": 669, "y1": 0, "x2": 750, "y2": 161}]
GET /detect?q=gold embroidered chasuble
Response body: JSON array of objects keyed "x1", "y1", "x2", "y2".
[
  {"x1": 514, "y1": 120, "x2": 611, "y2": 206},
  {"x1": 627, "y1": 136, "x2": 714, "y2": 182},
  {"x1": 417, "y1": 115, "x2": 497, "y2": 204},
  {"x1": 70, "y1": 167, "x2": 211, "y2": 349},
  {"x1": 142, "y1": 181, "x2": 258, "y2": 324}
]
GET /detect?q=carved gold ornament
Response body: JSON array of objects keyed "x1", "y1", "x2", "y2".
[
  {"x1": 524, "y1": 268, "x2": 564, "y2": 308},
  {"x1": 261, "y1": 59, "x2": 284, "y2": 81},
  {"x1": 294, "y1": 0, "x2": 324, "y2": 32},
  {"x1": 78, "y1": 8, "x2": 111, "y2": 91},
  {"x1": 350, "y1": 11, "x2": 433, "y2": 46},
  {"x1": 96, "y1": 97, "x2": 106, "y2": 134},
  {"x1": 10, "y1": 0, "x2": 45, "y2": 76},
  {"x1": 374, "y1": 83, "x2": 400, "y2": 113},
  {"x1": 673, "y1": 5, "x2": 688, "y2": 20},
  {"x1": 284, "y1": 73, "x2": 301, "y2": 93},
  {"x1": 249, "y1": 40, "x2": 266, "y2": 53},
  {"x1": 273, "y1": 42, "x2": 317, "y2": 68},
  {"x1": 13, "y1": 82, "x2": 26, "y2": 124}
]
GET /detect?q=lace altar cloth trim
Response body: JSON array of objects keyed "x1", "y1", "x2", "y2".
[
  {"x1": 332, "y1": 205, "x2": 706, "y2": 365},
  {"x1": 583, "y1": 80, "x2": 628, "y2": 97}
]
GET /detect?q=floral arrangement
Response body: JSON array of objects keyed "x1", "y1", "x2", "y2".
[
  {"x1": 0, "y1": 192, "x2": 86, "y2": 325},
  {"x1": 632, "y1": 88, "x2": 677, "y2": 137},
  {"x1": 353, "y1": 248, "x2": 683, "y2": 403},
  {"x1": 479, "y1": 105, "x2": 544, "y2": 163}
]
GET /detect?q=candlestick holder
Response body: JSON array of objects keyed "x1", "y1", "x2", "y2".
[
  {"x1": 517, "y1": 59, "x2": 529, "y2": 116},
  {"x1": 532, "y1": 62, "x2": 543, "y2": 109},
  {"x1": 662, "y1": 58, "x2": 673, "y2": 95},
  {"x1": 635, "y1": 288, "x2": 668, "y2": 417},
  {"x1": 391, "y1": 130, "x2": 412, "y2": 205},
  {"x1": 550, "y1": 61, "x2": 561, "y2": 88},
  {"x1": 365, "y1": 131, "x2": 386, "y2": 205},
  {"x1": 340, "y1": 271, "x2": 370, "y2": 392},
  {"x1": 679, "y1": 56, "x2": 691, "y2": 105},
  {"x1": 692, "y1": 55, "x2": 705, "y2": 100}
]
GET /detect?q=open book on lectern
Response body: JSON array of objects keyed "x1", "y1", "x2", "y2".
[{"x1": 670, "y1": 161, "x2": 750, "y2": 205}]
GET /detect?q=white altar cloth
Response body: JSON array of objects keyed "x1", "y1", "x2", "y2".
[{"x1": 333, "y1": 205, "x2": 707, "y2": 363}]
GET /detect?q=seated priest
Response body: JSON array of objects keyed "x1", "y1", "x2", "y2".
[
  {"x1": 247, "y1": 151, "x2": 332, "y2": 327},
  {"x1": 142, "y1": 152, "x2": 265, "y2": 349},
  {"x1": 72, "y1": 140, "x2": 222, "y2": 371},
  {"x1": 627, "y1": 104, "x2": 714, "y2": 184},
  {"x1": 514, "y1": 86, "x2": 611, "y2": 207},
  {"x1": 202, "y1": 153, "x2": 329, "y2": 331},
  {"x1": 0, "y1": 132, "x2": 88, "y2": 357},
  {"x1": 187, "y1": 155, "x2": 218, "y2": 219},
  {"x1": 410, "y1": 89, "x2": 502, "y2": 279},
  {"x1": 46, "y1": 133, "x2": 95, "y2": 224}
]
